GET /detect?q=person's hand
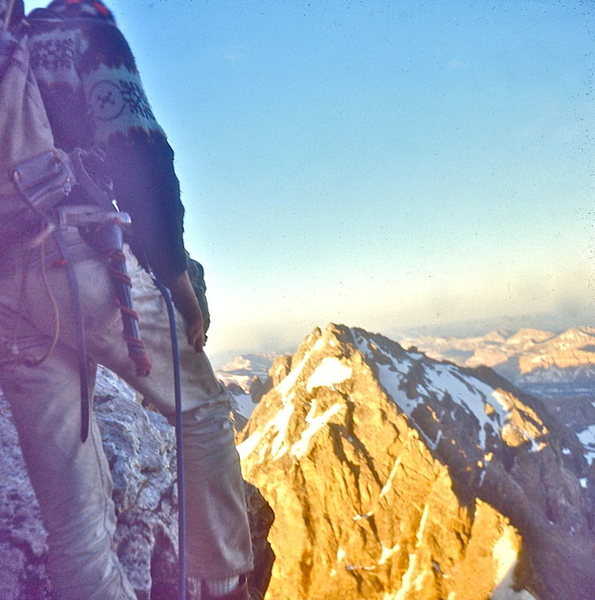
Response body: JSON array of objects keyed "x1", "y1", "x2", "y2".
[
  {"x1": 185, "y1": 312, "x2": 206, "y2": 352},
  {"x1": 165, "y1": 271, "x2": 206, "y2": 352}
]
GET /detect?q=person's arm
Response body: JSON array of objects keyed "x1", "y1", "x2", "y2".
[{"x1": 78, "y1": 21, "x2": 206, "y2": 351}]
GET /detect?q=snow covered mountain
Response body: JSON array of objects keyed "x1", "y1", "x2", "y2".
[
  {"x1": 238, "y1": 324, "x2": 594, "y2": 600},
  {"x1": 215, "y1": 354, "x2": 277, "y2": 425}
]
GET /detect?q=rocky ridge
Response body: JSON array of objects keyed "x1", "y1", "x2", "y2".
[
  {"x1": 396, "y1": 326, "x2": 595, "y2": 468},
  {"x1": 238, "y1": 324, "x2": 594, "y2": 600}
]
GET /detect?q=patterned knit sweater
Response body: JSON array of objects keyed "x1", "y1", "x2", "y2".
[{"x1": 26, "y1": 0, "x2": 187, "y2": 281}]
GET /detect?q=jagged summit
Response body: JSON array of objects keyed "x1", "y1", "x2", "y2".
[
  {"x1": 219, "y1": 353, "x2": 279, "y2": 374},
  {"x1": 240, "y1": 323, "x2": 565, "y2": 464},
  {"x1": 239, "y1": 323, "x2": 594, "y2": 600},
  {"x1": 555, "y1": 326, "x2": 595, "y2": 342}
]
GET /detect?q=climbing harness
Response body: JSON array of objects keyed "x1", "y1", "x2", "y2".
[{"x1": 154, "y1": 279, "x2": 187, "y2": 600}]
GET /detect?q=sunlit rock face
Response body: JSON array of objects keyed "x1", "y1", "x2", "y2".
[{"x1": 238, "y1": 324, "x2": 595, "y2": 600}]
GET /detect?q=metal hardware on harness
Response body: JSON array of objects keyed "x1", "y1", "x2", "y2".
[
  {"x1": 154, "y1": 279, "x2": 187, "y2": 600},
  {"x1": 56, "y1": 204, "x2": 130, "y2": 229},
  {"x1": 8, "y1": 149, "x2": 75, "y2": 213},
  {"x1": 0, "y1": 150, "x2": 75, "y2": 250}
]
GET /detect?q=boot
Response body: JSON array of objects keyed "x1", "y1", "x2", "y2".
[{"x1": 201, "y1": 575, "x2": 250, "y2": 600}]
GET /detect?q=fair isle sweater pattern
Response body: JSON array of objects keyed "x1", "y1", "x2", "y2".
[{"x1": 28, "y1": 20, "x2": 165, "y2": 148}]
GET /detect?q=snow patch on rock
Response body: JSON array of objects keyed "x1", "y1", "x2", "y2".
[
  {"x1": 577, "y1": 425, "x2": 595, "y2": 465},
  {"x1": 491, "y1": 527, "x2": 537, "y2": 599},
  {"x1": 290, "y1": 401, "x2": 344, "y2": 458},
  {"x1": 306, "y1": 358, "x2": 352, "y2": 392}
]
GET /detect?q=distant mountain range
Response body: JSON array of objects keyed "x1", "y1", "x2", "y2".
[
  {"x1": 235, "y1": 324, "x2": 594, "y2": 600},
  {"x1": 396, "y1": 326, "x2": 595, "y2": 400},
  {"x1": 217, "y1": 353, "x2": 280, "y2": 393}
]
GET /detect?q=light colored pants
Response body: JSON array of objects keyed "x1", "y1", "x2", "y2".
[{"x1": 0, "y1": 224, "x2": 253, "y2": 599}]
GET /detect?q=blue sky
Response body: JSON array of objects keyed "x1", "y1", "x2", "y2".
[{"x1": 27, "y1": 1, "x2": 594, "y2": 362}]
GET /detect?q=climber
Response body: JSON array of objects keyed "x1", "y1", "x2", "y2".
[{"x1": 0, "y1": 1, "x2": 253, "y2": 599}]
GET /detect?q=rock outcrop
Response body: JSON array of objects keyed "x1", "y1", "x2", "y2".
[{"x1": 238, "y1": 324, "x2": 595, "y2": 600}]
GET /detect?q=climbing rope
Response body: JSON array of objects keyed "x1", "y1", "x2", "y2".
[{"x1": 154, "y1": 279, "x2": 187, "y2": 600}]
